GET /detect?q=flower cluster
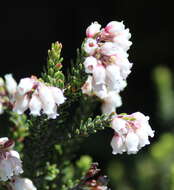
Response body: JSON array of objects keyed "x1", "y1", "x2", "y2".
[
  {"x1": 0, "y1": 137, "x2": 23, "y2": 181},
  {"x1": 82, "y1": 21, "x2": 132, "y2": 114},
  {"x1": 110, "y1": 112, "x2": 154, "y2": 154},
  {"x1": 13, "y1": 76, "x2": 66, "y2": 119}
]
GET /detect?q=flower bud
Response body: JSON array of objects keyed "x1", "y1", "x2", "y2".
[
  {"x1": 86, "y1": 22, "x2": 101, "y2": 38},
  {"x1": 4, "y1": 74, "x2": 17, "y2": 95}
]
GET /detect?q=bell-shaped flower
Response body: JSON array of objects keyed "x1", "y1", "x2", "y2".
[
  {"x1": 50, "y1": 87, "x2": 66, "y2": 105},
  {"x1": 101, "y1": 91, "x2": 122, "y2": 114},
  {"x1": 104, "y1": 21, "x2": 125, "y2": 35},
  {"x1": 29, "y1": 91, "x2": 42, "y2": 116},
  {"x1": 10, "y1": 177, "x2": 37, "y2": 190},
  {"x1": 125, "y1": 131, "x2": 139, "y2": 154},
  {"x1": 4, "y1": 74, "x2": 17, "y2": 95},
  {"x1": 84, "y1": 38, "x2": 98, "y2": 55},
  {"x1": 110, "y1": 134, "x2": 126, "y2": 154},
  {"x1": 83, "y1": 56, "x2": 98, "y2": 73},
  {"x1": 13, "y1": 93, "x2": 30, "y2": 114},
  {"x1": 110, "y1": 112, "x2": 154, "y2": 155},
  {"x1": 38, "y1": 84, "x2": 55, "y2": 116},
  {"x1": 17, "y1": 78, "x2": 35, "y2": 96},
  {"x1": 105, "y1": 64, "x2": 127, "y2": 92},
  {"x1": 86, "y1": 22, "x2": 101, "y2": 38},
  {"x1": 93, "y1": 65, "x2": 106, "y2": 85},
  {"x1": 0, "y1": 138, "x2": 23, "y2": 181},
  {"x1": 47, "y1": 104, "x2": 59, "y2": 119}
]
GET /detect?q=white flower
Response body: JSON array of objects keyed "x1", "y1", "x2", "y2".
[
  {"x1": 114, "y1": 56, "x2": 132, "y2": 79},
  {"x1": 47, "y1": 104, "x2": 59, "y2": 119},
  {"x1": 100, "y1": 42, "x2": 118, "y2": 56},
  {"x1": 81, "y1": 75, "x2": 93, "y2": 96},
  {"x1": 12, "y1": 76, "x2": 66, "y2": 119},
  {"x1": 135, "y1": 127, "x2": 150, "y2": 148},
  {"x1": 132, "y1": 112, "x2": 154, "y2": 138},
  {"x1": 10, "y1": 177, "x2": 37, "y2": 190},
  {"x1": 86, "y1": 22, "x2": 101, "y2": 38},
  {"x1": 93, "y1": 83, "x2": 107, "y2": 99},
  {"x1": 84, "y1": 38, "x2": 98, "y2": 55},
  {"x1": 17, "y1": 78, "x2": 35, "y2": 96},
  {"x1": 111, "y1": 117, "x2": 127, "y2": 134},
  {"x1": 125, "y1": 131, "x2": 139, "y2": 154},
  {"x1": 0, "y1": 150, "x2": 23, "y2": 181},
  {"x1": 101, "y1": 91, "x2": 122, "y2": 114},
  {"x1": 38, "y1": 84, "x2": 56, "y2": 116},
  {"x1": 110, "y1": 112, "x2": 154, "y2": 155},
  {"x1": 105, "y1": 21, "x2": 125, "y2": 35},
  {"x1": 4, "y1": 74, "x2": 17, "y2": 95},
  {"x1": 105, "y1": 64, "x2": 127, "y2": 92},
  {"x1": 29, "y1": 92, "x2": 42, "y2": 116},
  {"x1": 83, "y1": 56, "x2": 98, "y2": 73},
  {"x1": 101, "y1": 42, "x2": 128, "y2": 57},
  {"x1": 93, "y1": 65, "x2": 106, "y2": 85},
  {"x1": 110, "y1": 134, "x2": 126, "y2": 154},
  {"x1": 50, "y1": 87, "x2": 66, "y2": 105},
  {"x1": 13, "y1": 94, "x2": 30, "y2": 114}
]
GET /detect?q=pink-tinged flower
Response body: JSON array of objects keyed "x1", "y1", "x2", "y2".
[
  {"x1": 13, "y1": 76, "x2": 66, "y2": 119},
  {"x1": 113, "y1": 29, "x2": 132, "y2": 51},
  {"x1": 84, "y1": 38, "x2": 98, "y2": 55},
  {"x1": 10, "y1": 176, "x2": 37, "y2": 190},
  {"x1": 81, "y1": 76, "x2": 93, "y2": 96},
  {"x1": 49, "y1": 87, "x2": 66, "y2": 105},
  {"x1": 93, "y1": 65, "x2": 106, "y2": 85},
  {"x1": 101, "y1": 91, "x2": 122, "y2": 114},
  {"x1": 105, "y1": 64, "x2": 127, "y2": 92},
  {"x1": 86, "y1": 22, "x2": 101, "y2": 38},
  {"x1": 29, "y1": 91, "x2": 42, "y2": 116},
  {"x1": 110, "y1": 112, "x2": 154, "y2": 154},
  {"x1": 83, "y1": 56, "x2": 98, "y2": 73},
  {"x1": 17, "y1": 78, "x2": 35, "y2": 96},
  {"x1": 100, "y1": 42, "x2": 118, "y2": 56},
  {"x1": 0, "y1": 138, "x2": 23, "y2": 181},
  {"x1": 4, "y1": 74, "x2": 17, "y2": 95},
  {"x1": 104, "y1": 21, "x2": 125, "y2": 35},
  {"x1": 111, "y1": 117, "x2": 127, "y2": 134},
  {"x1": 110, "y1": 134, "x2": 126, "y2": 154},
  {"x1": 13, "y1": 94, "x2": 30, "y2": 115},
  {"x1": 101, "y1": 42, "x2": 128, "y2": 57},
  {"x1": 113, "y1": 55, "x2": 132, "y2": 79},
  {"x1": 132, "y1": 112, "x2": 154, "y2": 138}
]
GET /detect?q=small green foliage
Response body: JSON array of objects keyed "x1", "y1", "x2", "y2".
[
  {"x1": 44, "y1": 162, "x2": 60, "y2": 181},
  {"x1": 75, "y1": 155, "x2": 92, "y2": 179},
  {"x1": 122, "y1": 116, "x2": 136, "y2": 121},
  {"x1": 66, "y1": 49, "x2": 87, "y2": 99},
  {"x1": 42, "y1": 42, "x2": 65, "y2": 88},
  {"x1": 76, "y1": 113, "x2": 113, "y2": 137}
]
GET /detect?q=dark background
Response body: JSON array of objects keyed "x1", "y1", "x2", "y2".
[{"x1": 0, "y1": 6, "x2": 173, "y2": 189}]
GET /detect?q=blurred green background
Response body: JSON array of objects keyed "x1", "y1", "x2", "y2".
[{"x1": 0, "y1": 6, "x2": 173, "y2": 190}]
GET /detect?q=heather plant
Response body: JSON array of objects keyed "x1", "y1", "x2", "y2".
[{"x1": 0, "y1": 21, "x2": 154, "y2": 190}]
